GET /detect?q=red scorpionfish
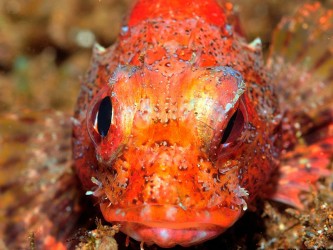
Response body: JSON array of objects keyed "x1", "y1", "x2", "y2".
[
  {"x1": 1, "y1": 1, "x2": 332, "y2": 250},
  {"x1": 72, "y1": 0, "x2": 333, "y2": 247}
]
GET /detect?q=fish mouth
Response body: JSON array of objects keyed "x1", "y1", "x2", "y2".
[{"x1": 100, "y1": 203, "x2": 242, "y2": 247}]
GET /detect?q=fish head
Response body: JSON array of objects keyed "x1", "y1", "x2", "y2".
[{"x1": 85, "y1": 65, "x2": 265, "y2": 247}]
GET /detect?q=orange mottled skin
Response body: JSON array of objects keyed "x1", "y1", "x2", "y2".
[{"x1": 73, "y1": 0, "x2": 281, "y2": 247}]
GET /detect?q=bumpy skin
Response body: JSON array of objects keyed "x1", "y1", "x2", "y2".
[{"x1": 73, "y1": 0, "x2": 280, "y2": 247}]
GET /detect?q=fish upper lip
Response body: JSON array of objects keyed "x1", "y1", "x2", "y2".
[{"x1": 100, "y1": 203, "x2": 242, "y2": 229}]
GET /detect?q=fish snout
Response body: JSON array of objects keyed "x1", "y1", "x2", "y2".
[{"x1": 99, "y1": 144, "x2": 244, "y2": 246}]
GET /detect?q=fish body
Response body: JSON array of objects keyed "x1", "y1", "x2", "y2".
[
  {"x1": 1, "y1": 1, "x2": 332, "y2": 249},
  {"x1": 73, "y1": 0, "x2": 281, "y2": 247}
]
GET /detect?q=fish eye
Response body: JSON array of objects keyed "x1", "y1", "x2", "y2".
[
  {"x1": 94, "y1": 96, "x2": 112, "y2": 138},
  {"x1": 220, "y1": 107, "x2": 245, "y2": 146}
]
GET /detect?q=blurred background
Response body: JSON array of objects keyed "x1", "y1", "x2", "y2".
[{"x1": 0, "y1": 0, "x2": 332, "y2": 249}]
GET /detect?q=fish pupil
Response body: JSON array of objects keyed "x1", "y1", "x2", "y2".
[
  {"x1": 97, "y1": 96, "x2": 112, "y2": 137},
  {"x1": 221, "y1": 108, "x2": 243, "y2": 144}
]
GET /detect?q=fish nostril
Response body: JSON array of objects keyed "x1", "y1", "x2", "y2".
[{"x1": 154, "y1": 140, "x2": 172, "y2": 147}]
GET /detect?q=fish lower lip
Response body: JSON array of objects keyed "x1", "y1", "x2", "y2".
[
  {"x1": 120, "y1": 222, "x2": 224, "y2": 247},
  {"x1": 100, "y1": 203, "x2": 241, "y2": 246}
]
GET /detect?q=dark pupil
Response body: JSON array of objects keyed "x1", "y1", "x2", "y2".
[
  {"x1": 221, "y1": 109, "x2": 238, "y2": 144},
  {"x1": 97, "y1": 96, "x2": 112, "y2": 137}
]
